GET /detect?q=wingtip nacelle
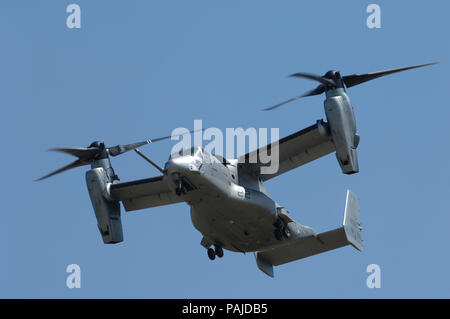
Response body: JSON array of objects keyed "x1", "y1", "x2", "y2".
[
  {"x1": 85, "y1": 159, "x2": 124, "y2": 244},
  {"x1": 324, "y1": 90, "x2": 360, "y2": 175},
  {"x1": 338, "y1": 147, "x2": 359, "y2": 175}
]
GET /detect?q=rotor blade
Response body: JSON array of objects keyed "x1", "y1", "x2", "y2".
[
  {"x1": 147, "y1": 128, "x2": 204, "y2": 143},
  {"x1": 263, "y1": 85, "x2": 325, "y2": 111},
  {"x1": 289, "y1": 72, "x2": 336, "y2": 86},
  {"x1": 342, "y1": 61, "x2": 439, "y2": 88},
  {"x1": 35, "y1": 159, "x2": 88, "y2": 181},
  {"x1": 107, "y1": 128, "x2": 204, "y2": 157},
  {"x1": 107, "y1": 141, "x2": 151, "y2": 157},
  {"x1": 50, "y1": 147, "x2": 99, "y2": 159}
]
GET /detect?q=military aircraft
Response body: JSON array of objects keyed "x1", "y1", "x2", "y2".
[{"x1": 37, "y1": 62, "x2": 437, "y2": 277}]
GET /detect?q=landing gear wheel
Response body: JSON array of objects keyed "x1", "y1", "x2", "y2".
[
  {"x1": 215, "y1": 246, "x2": 224, "y2": 258},
  {"x1": 283, "y1": 226, "x2": 291, "y2": 239},
  {"x1": 274, "y1": 228, "x2": 283, "y2": 241},
  {"x1": 175, "y1": 179, "x2": 183, "y2": 196},
  {"x1": 207, "y1": 248, "x2": 216, "y2": 260}
]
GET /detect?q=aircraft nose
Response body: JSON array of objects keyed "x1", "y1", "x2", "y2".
[{"x1": 165, "y1": 157, "x2": 200, "y2": 175}]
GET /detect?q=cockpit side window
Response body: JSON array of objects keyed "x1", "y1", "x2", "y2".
[
  {"x1": 169, "y1": 146, "x2": 202, "y2": 160},
  {"x1": 194, "y1": 147, "x2": 202, "y2": 157}
]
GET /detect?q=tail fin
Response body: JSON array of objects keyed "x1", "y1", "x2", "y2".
[{"x1": 343, "y1": 189, "x2": 363, "y2": 251}]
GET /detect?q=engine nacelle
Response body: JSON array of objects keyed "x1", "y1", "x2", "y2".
[
  {"x1": 86, "y1": 167, "x2": 123, "y2": 244},
  {"x1": 324, "y1": 89, "x2": 359, "y2": 174}
]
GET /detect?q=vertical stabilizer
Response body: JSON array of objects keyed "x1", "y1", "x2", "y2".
[{"x1": 343, "y1": 190, "x2": 363, "y2": 251}]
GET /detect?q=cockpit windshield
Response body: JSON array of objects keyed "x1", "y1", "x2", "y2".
[{"x1": 169, "y1": 146, "x2": 202, "y2": 159}]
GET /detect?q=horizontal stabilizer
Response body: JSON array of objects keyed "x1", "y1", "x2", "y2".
[{"x1": 254, "y1": 190, "x2": 362, "y2": 277}]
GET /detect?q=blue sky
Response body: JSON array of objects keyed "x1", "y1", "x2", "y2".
[{"x1": 1, "y1": 1, "x2": 449, "y2": 298}]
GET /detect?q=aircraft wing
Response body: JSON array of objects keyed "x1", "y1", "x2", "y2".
[
  {"x1": 109, "y1": 175, "x2": 183, "y2": 211},
  {"x1": 238, "y1": 121, "x2": 335, "y2": 181}
]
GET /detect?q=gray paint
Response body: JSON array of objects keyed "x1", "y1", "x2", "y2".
[
  {"x1": 86, "y1": 167, "x2": 123, "y2": 244},
  {"x1": 324, "y1": 88, "x2": 359, "y2": 174},
  {"x1": 91, "y1": 125, "x2": 364, "y2": 276}
]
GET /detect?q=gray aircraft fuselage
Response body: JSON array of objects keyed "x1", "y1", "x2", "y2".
[{"x1": 163, "y1": 147, "x2": 315, "y2": 253}]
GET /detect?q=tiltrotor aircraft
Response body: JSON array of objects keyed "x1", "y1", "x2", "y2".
[{"x1": 38, "y1": 62, "x2": 437, "y2": 277}]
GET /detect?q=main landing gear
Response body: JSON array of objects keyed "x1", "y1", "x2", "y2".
[
  {"x1": 172, "y1": 174, "x2": 195, "y2": 196},
  {"x1": 274, "y1": 219, "x2": 290, "y2": 241},
  {"x1": 175, "y1": 179, "x2": 188, "y2": 196},
  {"x1": 207, "y1": 245, "x2": 224, "y2": 260}
]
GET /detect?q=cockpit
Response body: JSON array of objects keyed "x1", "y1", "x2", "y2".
[{"x1": 169, "y1": 146, "x2": 203, "y2": 160}]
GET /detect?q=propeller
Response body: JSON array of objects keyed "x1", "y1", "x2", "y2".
[
  {"x1": 36, "y1": 129, "x2": 200, "y2": 181},
  {"x1": 264, "y1": 61, "x2": 439, "y2": 111}
]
